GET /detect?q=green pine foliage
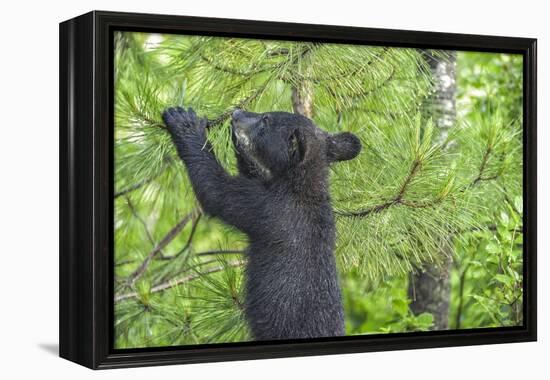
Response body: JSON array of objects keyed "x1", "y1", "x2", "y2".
[
  {"x1": 113, "y1": 32, "x2": 523, "y2": 348},
  {"x1": 448, "y1": 52, "x2": 523, "y2": 329}
]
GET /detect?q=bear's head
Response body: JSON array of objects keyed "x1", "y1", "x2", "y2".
[{"x1": 231, "y1": 109, "x2": 361, "y2": 182}]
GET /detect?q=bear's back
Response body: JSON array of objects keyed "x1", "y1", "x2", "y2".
[{"x1": 243, "y1": 191, "x2": 344, "y2": 340}]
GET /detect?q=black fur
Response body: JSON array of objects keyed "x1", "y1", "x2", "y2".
[{"x1": 162, "y1": 107, "x2": 361, "y2": 340}]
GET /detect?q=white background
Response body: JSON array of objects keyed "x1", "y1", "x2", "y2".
[{"x1": 0, "y1": 0, "x2": 547, "y2": 378}]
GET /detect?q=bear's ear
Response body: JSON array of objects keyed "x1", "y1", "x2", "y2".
[
  {"x1": 326, "y1": 132, "x2": 362, "y2": 162},
  {"x1": 289, "y1": 128, "x2": 307, "y2": 164}
]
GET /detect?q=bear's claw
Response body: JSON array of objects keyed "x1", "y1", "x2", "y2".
[
  {"x1": 162, "y1": 106, "x2": 195, "y2": 127},
  {"x1": 162, "y1": 107, "x2": 206, "y2": 137}
]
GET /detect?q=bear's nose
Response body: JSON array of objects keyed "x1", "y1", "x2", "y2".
[{"x1": 232, "y1": 109, "x2": 244, "y2": 120}]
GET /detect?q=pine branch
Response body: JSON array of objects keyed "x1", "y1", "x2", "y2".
[
  {"x1": 297, "y1": 47, "x2": 390, "y2": 84},
  {"x1": 196, "y1": 250, "x2": 246, "y2": 257},
  {"x1": 206, "y1": 79, "x2": 274, "y2": 126},
  {"x1": 115, "y1": 176, "x2": 156, "y2": 198},
  {"x1": 115, "y1": 249, "x2": 245, "y2": 266},
  {"x1": 472, "y1": 145, "x2": 493, "y2": 186},
  {"x1": 125, "y1": 196, "x2": 159, "y2": 249},
  {"x1": 115, "y1": 259, "x2": 245, "y2": 302},
  {"x1": 199, "y1": 52, "x2": 277, "y2": 77},
  {"x1": 337, "y1": 159, "x2": 434, "y2": 218},
  {"x1": 337, "y1": 126, "x2": 507, "y2": 219},
  {"x1": 322, "y1": 62, "x2": 403, "y2": 113},
  {"x1": 362, "y1": 101, "x2": 422, "y2": 120},
  {"x1": 115, "y1": 258, "x2": 136, "y2": 267},
  {"x1": 396, "y1": 159, "x2": 421, "y2": 200},
  {"x1": 114, "y1": 84, "x2": 270, "y2": 197},
  {"x1": 158, "y1": 211, "x2": 203, "y2": 259},
  {"x1": 114, "y1": 156, "x2": 174, "y2": 199},
  {"x1": 267, "y1": 48, "x2": 289, "y2": 57},
  {"x1": 336, "y1": 200, "x2": 396, "y2": 218},
  {"x1": 126, "y1": 210, "x2": 197, "y2": 284},
  {"x1": 115, "y1": 79, "x2": 274, "y2": 196},
  {"x1": 502, "y1": 185, "x2": 521, "y2": 215},
  {"x1": 460, "y1": 144, "x2": 502, "y2": 192}
]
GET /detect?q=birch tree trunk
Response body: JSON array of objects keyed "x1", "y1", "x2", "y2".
[{"x1": 408, "y1": 51, "x2": 457, "y2": 330}]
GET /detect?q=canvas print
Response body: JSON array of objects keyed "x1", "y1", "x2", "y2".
[{"x1": 113, "y1": 32, "x2": 523, "y2": 349}]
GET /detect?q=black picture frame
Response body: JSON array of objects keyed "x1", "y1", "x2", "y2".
[{"x1": 59, "y1": 10, "x2": 537, "y2": 369}]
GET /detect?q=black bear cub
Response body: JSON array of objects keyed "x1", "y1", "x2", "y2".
[{"x1": 162, "y1": 107, "x2": 361, "y2": 340}]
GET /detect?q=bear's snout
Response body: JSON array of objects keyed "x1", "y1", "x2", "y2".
[{"x1": 231, "y1": 109, "x2": 256, "y2": 147}]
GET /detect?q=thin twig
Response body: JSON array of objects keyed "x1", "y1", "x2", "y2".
[
  {"x1": 472, "y1": 145, "x2": 492, "y2": 186},
  {"x1": 115, "y1": 177, "x2": 156, "y2": 199},
  {"x1": 267, "y1": 48, "x2": 289, "y2": 57},
  {"x1": 293, "y1": 46, "x2": 388, "y2": 85},
  {"x1": 206, "y1": 80, "x2": 273, "y2": 127},
  {"x1": 158, "y1": 211, "x2": 203, "y2": 260},
  {"x1": 114, "y1": 160, "x2": 171, "y2": 199},
  {"x1": 347, "y1": 65, "x2": 397, "y2": 107},
  {"x1": 457, "y1": 146, "x2": 501, "y2": 195},
  {"x1": 397, "y1": 160, "x2": 421, "y2": 200},
  {"x1": 337, "y1": 200, "x2": 396, "y2": 218},
  {"x1": 115, "y1": 259, "x2": 135, "y2": 267},
  {"x1": 199, "y1": 52, "x2": 277, "y2": 77},
  {"x1": 126, "y1": 210, "x2": 196, "y2": 284},
  {"x1": 502, "y1": 185, "x2": 521, "y2": 215},
  {"x1": 125, "y1": 197, "x2": 158, "y2": 248},
  {"x1": 115, "y1": 259, "x2": 245, "y2": 302},
  {"x1": 196, "y1": 249, "x2": 246, "y2": 257}
]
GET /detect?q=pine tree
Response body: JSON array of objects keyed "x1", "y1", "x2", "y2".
[{"x1": 112, "y1": 32, "x2": 523, "y2": 348}]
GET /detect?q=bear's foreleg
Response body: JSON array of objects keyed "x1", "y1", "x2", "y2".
[{"x1": 162, "y1": 107, "x2": 264, "y2": 235}]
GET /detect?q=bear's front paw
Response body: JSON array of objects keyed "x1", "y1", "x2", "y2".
[{"x1": 162, "y1": 107, "x2": 207, "y2": 139}]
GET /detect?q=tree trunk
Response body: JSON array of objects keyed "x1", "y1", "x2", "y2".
[
  {"x1": 291, "y1": 80, "x2": 314, "y2": 118},
  {"x1": 408, "y1": 243, "x2": 453, "y2": 329},
  {"x1": 408, "y1": 51, "x2": 457, "y2": 330},
  {"x1": 291, "y1": 45, "x2": 315, "y2": 118}
]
